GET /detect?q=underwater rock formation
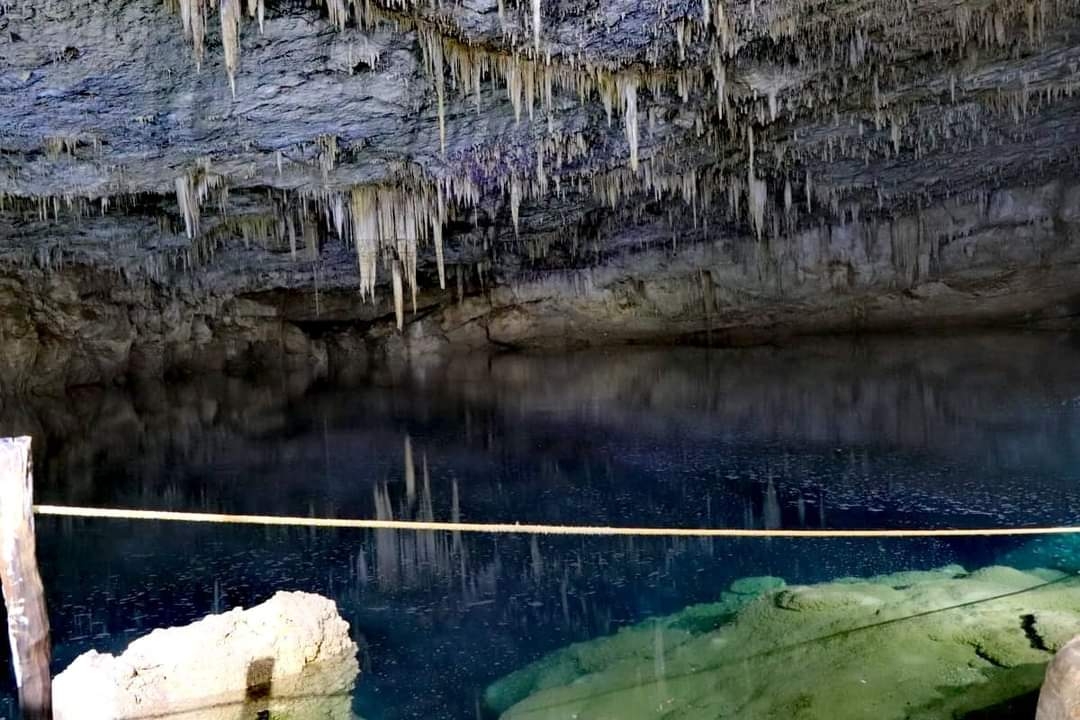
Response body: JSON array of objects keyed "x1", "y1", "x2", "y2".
[
  {"x1": 52, "y1": 590, "x2": 359, "y2": 720},
  {"x1": 3, "y1": 0, "x2": 1080, "y2": 389},
  {"x1": 486, "y1": 565, "x2": 1080, "y2": 719},
  {"x1": 483, "y1": 575, "x2": 789, "y2": 715}
]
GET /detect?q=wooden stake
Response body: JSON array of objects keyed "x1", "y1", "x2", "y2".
[{"x1": 0, "y1": 437, "x2": 51, "y2": 719}]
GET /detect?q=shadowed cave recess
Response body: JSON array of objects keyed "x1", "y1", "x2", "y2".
[{"x1": 3, "y1": 0, "x2": 1080, "y2": 390}]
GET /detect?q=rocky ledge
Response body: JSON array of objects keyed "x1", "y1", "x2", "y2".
[{"x1": 52, "y1": 590, "x2": 360, "y2": 720}]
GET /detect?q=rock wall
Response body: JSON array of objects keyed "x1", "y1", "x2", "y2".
[
  {"x1": 0, "y1": 264, "x2": 329, "y2": 393},
  {"x1": 3, "y1": 178, "x2": 1080, "y2": 392}
]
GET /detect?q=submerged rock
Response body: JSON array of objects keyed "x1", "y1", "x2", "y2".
[
  {"x1": 484, "y1": 580, "x2": 775, "y2": 716},
  {"x1": 487, "y1": 566, "x2": 1080, "y2": 720},
  {"x1": 727, "y1": 575, "x2": 786, "y2": 596},
  {"x1": 53, "y1": 590, "x2": 360, "y2": 720}
]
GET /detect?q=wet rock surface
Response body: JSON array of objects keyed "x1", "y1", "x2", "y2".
[
  {"x1": 1037, "y1": 635, "x2": 1080, "y2": 720},
  {"x1": 52, "y1": 590, "x2": 360, "y2": 720}
]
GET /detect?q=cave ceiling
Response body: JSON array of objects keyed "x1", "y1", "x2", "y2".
[{"x1": 1, "y1": 0, "x2": 1079, "y2": 326}]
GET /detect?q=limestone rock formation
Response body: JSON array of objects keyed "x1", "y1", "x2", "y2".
[
  {"x1": 1037, "y1": 635, "x2": 1080, "y2": 720},
  {"x1": 3, "y1": 0, "x2": 1080, "y2": 390},
  {"x1": 485, "y1": 575, "x2": 786, "y2": 716},
  {"x1": 52, "y1": 590, "x2": 360, "y2": 720},
  {"x1": 487, "y1": 566, "x2": 1080, "y2": 720}
]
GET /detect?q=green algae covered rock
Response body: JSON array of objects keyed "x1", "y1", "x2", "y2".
[
  {"x1": 773, "y1": 582, "x2": 901, "y2": 611},
  {"x1": 858, "y1": 564, "x2": 968, "y2": 587},
  {"x1": 728, "y1": 575, "x2": 786, "y2": 595},
  {"x1": 484, "y1": 579, "x2": 786, "y2": 715},
  {"x1": 487, "y1": 566, "x2": 1080, "y2": 720}
]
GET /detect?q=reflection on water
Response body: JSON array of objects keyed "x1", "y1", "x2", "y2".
[{"x1": 2, "y1": 333, "x2": 1080, "y2": 718}]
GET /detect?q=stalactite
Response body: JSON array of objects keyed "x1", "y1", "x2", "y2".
[
  {"x1": 246, "y1": 0, "x2": 265, "y2": 32},
  {"x1": 341, "y1": 176, "x2": 456, "y2": 326},
  {"x1": 744, "y1": 126, "x2": 767, "y2": 239},
  {"x1": 392, "y1": 259, "x2": 405, "y2": 330},
  {"x1": 532, "y1": 0, "x2": 541, "y2": 53},
  {"x1": 748, "y1": 175, "x2": 767, "y2": 239},
  {"x1": 179, "y1": 0, "x2": 207, "y2": 70},
  {"x1": 325, "y1": 0, "x2": 348, "y2": 30},
  {"x1": 620, "y1": 76, "x2": 640, "y2": 171},
  {"x1": 220, "y1": 0, "x2": 241, "y2": 96},
  {"x1": 712, "y1": 51, "x2": 726, "y2": 121},
  {"x1": 131, "y1": 0, "x2": 1080, "y2": 310},
  {"x1": 536, "y1": 143, "x2": 547, "y2": 195},
  {"x1": 349, "y1": 187, "x2": 380, "y2": 300},
  {"x1": 510, "y1": 175, "x2": 522, "y2": 236},
  {"x1": 434, "y1": 184, "x2": 447, "y2": 289},
  {"x1": 318, "y1": 135, "x2": 339, "y2": 177},
  {"x1": 287, "y1": 213, "x2": 297, "y2": 260},
  {"x1": 174, "y1": 165, "x2": 225, "y2": 239},
  {"x1": 411, "y1": 25, "x2": 701, "y2": 171}
]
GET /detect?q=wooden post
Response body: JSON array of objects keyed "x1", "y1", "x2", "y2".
[{"x1": 0, "y1": 437, "x2": 51, "y2": 719}]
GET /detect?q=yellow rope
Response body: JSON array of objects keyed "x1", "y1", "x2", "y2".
[{"x1": 30, "y1": 504, "x2": 1080, "y2": 538}]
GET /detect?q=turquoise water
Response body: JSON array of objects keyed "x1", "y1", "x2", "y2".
[{"x1": 3, "y1": 334, "x2": 1080, "y2": 718}]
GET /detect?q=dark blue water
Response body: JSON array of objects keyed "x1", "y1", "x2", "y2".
[{"x1": 3, "y1": 334, "x2": 1080, "y2": 718}]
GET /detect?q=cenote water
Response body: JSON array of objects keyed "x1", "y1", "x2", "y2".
[{"x1": 3, "y1": 334, "x2": 1080, "y2": 719}]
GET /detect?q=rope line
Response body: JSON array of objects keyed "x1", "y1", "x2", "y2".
[{"x1": 30, "y1": 504, "x2": 1080, "y2": 538}]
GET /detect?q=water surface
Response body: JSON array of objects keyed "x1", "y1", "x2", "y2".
[{"x1": 2, "y1": 333, "x2": 1080, "y2": 718}]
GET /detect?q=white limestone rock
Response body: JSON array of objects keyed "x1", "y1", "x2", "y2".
[
  {"x1": 1037, "y1": 635, "x2": 1080, "y2": 720},
  {"x1": 53, "y1": 590, "x2": 360, "y2": 720}
]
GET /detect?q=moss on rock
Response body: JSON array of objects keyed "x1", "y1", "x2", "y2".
[
  {"x1": 728, "y1": 575, "x2": 786, "y2": 595},
  {"x1": 484, "y1": 579, "x2": 782, "y2": 715},
  {"x1": 487, "y1": 565, "x2": 1080, "y2": 720}
]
